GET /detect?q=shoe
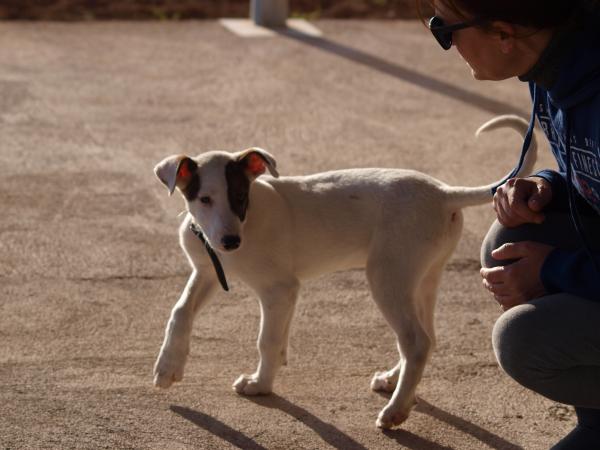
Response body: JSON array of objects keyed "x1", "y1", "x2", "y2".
[{"x1": 550, "y1": 408, "x2": 600, "y2": 450}]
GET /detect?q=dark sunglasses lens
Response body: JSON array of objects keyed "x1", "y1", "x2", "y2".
[{"x1": 428, "y1": 16, "x2": 452, "y2": 50}]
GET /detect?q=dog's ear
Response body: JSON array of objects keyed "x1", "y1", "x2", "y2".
[
  {"x1": 154, "y1": 155, "x2": 197, "y2": 195},
  {"x1": 236, "y1": 147, "x2": 279, "y2": 179}
]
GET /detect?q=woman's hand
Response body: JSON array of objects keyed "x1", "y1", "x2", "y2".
[
  {"x1": 493, "y1": 177, "x2": 552, "y2": 227},
  {"x1": 480, "y1": 241, "x2": 554, "y2": 310}
]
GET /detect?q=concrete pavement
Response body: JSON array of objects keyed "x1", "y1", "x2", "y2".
[{"x1": 0, "y1": 20, "x2": 569, "y2": 449}]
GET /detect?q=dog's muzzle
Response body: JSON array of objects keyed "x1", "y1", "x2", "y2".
[{"x1": 221, "y1": 235, "x2": 241, "y2": 251}]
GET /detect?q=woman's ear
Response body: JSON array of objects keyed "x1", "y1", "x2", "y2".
[{"x1": 491, "y1": 21, "x2": 517, "y2": 54}]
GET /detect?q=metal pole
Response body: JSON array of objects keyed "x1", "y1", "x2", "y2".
[{"x1": 250, "y1": 0, "x2": 289, "y2": 28}]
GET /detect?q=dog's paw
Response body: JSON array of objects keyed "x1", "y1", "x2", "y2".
[
  {"x1": 153, "y1": 351, "x2": 186, "y2": 389},
  {"x1": 370, "y1": 370, "x2": 398, "y2": 392},
  {"x1": 375, "y1": 406, "x2": 410, "y2": 429},
  {"x1": 232, "y1": 374, "x2": 272, "y2": 396}
]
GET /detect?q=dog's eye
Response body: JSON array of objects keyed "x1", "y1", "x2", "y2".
[{"x1": 199, "y1": 196, "x2": 212, "y2": 205}]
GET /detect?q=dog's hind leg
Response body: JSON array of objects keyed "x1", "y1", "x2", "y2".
[
  {"x1": 366, "y1": 255, "x2": 432, "y2": 429},
  {"x1": 370, "y1": 260, "x2": 445, "y2": 394},
  {"x1": 370, "y1": 362, "x2": 401, "y2": 393},
  {"x1": 154, "y1": 271, "x2": 218, "y2": 388},
  {"x1": 417, "y1": 260, "x2": 447, "y2": 346},
  {"x1": 233, "y1": 279, "x2": 300, "y2": 395}
]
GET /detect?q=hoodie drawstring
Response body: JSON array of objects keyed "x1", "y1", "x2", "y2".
[{"x1": 491, "y1": 85, "x2": 538, "y2": 194}]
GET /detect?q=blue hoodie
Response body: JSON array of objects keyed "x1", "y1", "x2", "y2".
[{"x1": 522, "y1": 4, "x2": 600, "y2": 301}]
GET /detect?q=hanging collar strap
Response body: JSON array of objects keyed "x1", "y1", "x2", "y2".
[
  {"x1": 491, "y1": 85, "x2": 538, "y2": 194},
  {"x1": 189, "y1": 222, "x2": 229, "y2": 291}
]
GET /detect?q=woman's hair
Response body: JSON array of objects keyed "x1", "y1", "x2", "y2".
[{"x1": 418, "y1": 0, "x2": 582, "y2": 29}]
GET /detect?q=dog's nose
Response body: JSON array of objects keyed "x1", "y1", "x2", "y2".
[{"x1": 221, "y1": 235, "x2": 241, "y2": 250}]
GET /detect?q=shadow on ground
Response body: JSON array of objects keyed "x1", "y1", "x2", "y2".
[
  {"x1": 172, "y1": 394, "x2": 523, "y2": 450},
  {"x1": 170, "y1": 405, "x2": 268, "y2": 450},
  {"x1": 275, "y1": 27, "x2": 527, "y2": 118}
]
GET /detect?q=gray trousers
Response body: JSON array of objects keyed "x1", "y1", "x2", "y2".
[{"x1": 480, "y1": 212, "x2": 600, "y2": 408}]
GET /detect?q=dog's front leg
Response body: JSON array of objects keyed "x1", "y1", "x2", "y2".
[
  {"x1": 233, "y1": 280, "x2": 299, "y2": 395},
  {"x1": 154, "y1": 271, "x2": 217, "y2": 388}
]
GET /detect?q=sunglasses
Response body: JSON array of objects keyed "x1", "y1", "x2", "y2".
[{"x1": 428, "y1": 16, "x2": 483, "y2": 50}]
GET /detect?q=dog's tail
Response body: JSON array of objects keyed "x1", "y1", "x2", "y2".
[{"x1": 444, "y1": 114, "x2": 537, "y2": 209}]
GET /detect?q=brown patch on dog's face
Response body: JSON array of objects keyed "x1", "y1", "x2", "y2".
[
  {"x1": 178, "y1": 158, "x2": 200, "y2": 201},
  {"x1": 225, "y1": 160, "x2": 250, "y2": 221}
]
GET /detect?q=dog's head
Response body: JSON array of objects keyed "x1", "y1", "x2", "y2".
[{"x1": 154, "y1": 148, "x2": 278, "y2": 252}]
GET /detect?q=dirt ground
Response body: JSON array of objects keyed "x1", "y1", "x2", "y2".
[{"x1": 0, "y1": 19, "x2": 574, "y2": 450}]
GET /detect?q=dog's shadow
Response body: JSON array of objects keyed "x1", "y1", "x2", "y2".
[
  {"x1": 376, "y1": 392, "x2": 523, "y2": 450},
  {"x1": 172, "y1": 393, "x2": 518, "y2": 450},
  {"x1": 243, "y1": 393, "x2": 369, "y2": 450},
  {"x1": 170, "y1": 405, "x2": 268, "y2": 450},
  {"x1": 415, "y1": 397, "x2": 523, "y2": 449},
  {"x1": 248, "y1": 394, "x2": 513, "y2": 450},
  {"x1": 171, "y1": 394, "x2": 370, "y2": 450}
]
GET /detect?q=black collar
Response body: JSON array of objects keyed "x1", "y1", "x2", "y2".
[{"x1": 189, "y1": 222, "x2": 229, "y2": 291}]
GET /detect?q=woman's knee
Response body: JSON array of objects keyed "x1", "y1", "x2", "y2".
[
  {"x1": 492, "y1": 304, "x2": 544, "y2": 386},
  {"x1": 481, "y1": 212, "x2": 582, "y2": 269},
  {"x1": 480, "y1": 220, "x2": 523, "y2": 269}
]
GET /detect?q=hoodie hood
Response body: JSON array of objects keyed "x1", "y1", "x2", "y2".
[
  {"x1": 521, "y1": 3, "x2": 600, "y2": 109},
  {"x1": 549, "y1": 15, "x2": 600, "y2": 109}
]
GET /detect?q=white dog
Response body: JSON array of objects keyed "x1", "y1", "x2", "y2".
[{"x1": 153, "y1": 115, "x2": 536, "y2": 429}]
